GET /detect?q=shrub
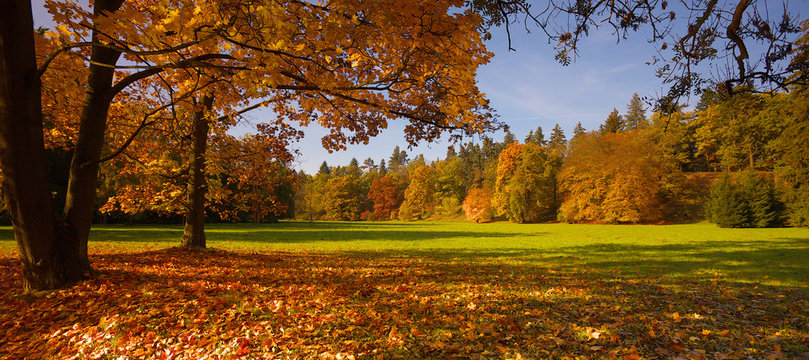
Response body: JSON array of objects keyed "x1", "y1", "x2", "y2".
[{"x1": 462, "y1": 188, "x2": 495, "y2": 223}]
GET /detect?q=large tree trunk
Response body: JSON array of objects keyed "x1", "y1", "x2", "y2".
[
  {"x1": 0, "y1": 0, "x2": 82, "y2": 290},
  {"x1": 182, "y1": 95, "x2": 214, "y2": 249},
  {"x1": 62, "y1": 0, "x2": 124, "y2": 270}
]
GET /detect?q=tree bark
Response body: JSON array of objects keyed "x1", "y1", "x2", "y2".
[
  {"x1": 0, "y1": 0, "x2": 82, "y2": 290},
  {"x1": 62, "y1": 0, "x2": 124, "y2": 270},
  {"x1": 182, "y1": 95, "x2": 214, "y2": 249}
]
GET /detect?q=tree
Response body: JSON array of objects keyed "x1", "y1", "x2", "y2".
[
  {"x1": 0, "y1": 0, "x2": 78, "y2": 290},
  {"x1": 524, "y1": 126, "x2": 545, "y2": 145},
  {"x1": 692, "y1": 88, "x2": 785, "y2": 171},
  {"x1": 774, "y1": 84, "x2": 809, "y2": 227},
  {"x1": 323, "y1": 173, "x2": 366, "y2": 221},
  {"x1": 403, "y1": 165, "x2": 436, "y2": 219},
  {"x1": 494, "y1": 142, "x2": 560, "y2": 223},
  {"x1": 706, "y1": 172, "x2": 784, "y2": 228},
  {"x1": 361, "y1": 158, "x2": 376, "y2": 173},
  {"x1": 3, "y1": 0, "x2": 501, "y2": 290},
  {"x1": 388, "y1": 146, "x2": 409, "y2": 173},
  {"x1": 548, "y1": 123, "x2": 566, "y2": 150},
  {"x1": 559, "y1": 131, "x2": 677, "y2": 223},
  {"x1": 600, "y1": 108, "x2": 623, "y2": 133},
  {"x1": 503, "y1": 130, "x2": 517, "y2": 144},
  {"x1": 433, "y1": 157, "x2": 466, "y2": 217},
  {"x1": 318, "y1": 161, "x2": 332, "y2": 175},
  {"x1": 368, "y1": 176, "x2": 404, "y2": 220},
  {"x1": 462, "y1": 188, "x2": 494, "y2": 223},
  {"x1": 572, "y1": 122, "x2": 585, "y2": 138},
  {"x1": 624, "y1": 93, "x2": 648, "y2": 130}
]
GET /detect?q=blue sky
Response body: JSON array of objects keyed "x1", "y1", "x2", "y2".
[
  {"x1": 32, "y1": 1, "x2": 808, "y2": 174},
  {"x1": 280, "y1": 26, "x2": 667, "y2": 173}
]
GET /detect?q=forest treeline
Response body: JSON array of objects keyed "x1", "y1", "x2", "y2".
[
  {"x1": 22, "y1": 85, "x2": 805, "y2": 228},
  {"x1": 292, "y1": 89, "x2": 809, "y2": 227}
]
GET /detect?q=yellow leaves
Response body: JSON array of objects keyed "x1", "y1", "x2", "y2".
[{"x1": 54, "y1": 24, "x2": 71, "y2": 37}]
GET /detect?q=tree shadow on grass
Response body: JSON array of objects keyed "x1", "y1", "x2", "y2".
[{"x1": 88, "y1": 225, "x2": 526, "y2": 244}]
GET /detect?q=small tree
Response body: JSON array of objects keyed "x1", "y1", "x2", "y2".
[{"x1": 463, "y1": 188, "x2": 494, "y2": 223}]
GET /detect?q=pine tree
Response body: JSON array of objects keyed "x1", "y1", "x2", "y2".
[
  {"x1": 379, "y1": 159, "x2": 387, "y2": 174},
  {"x1": 548, "y1": 123, "x2": 566, "y2": 148},
  {"x1": 600, "y1": 108, "x2": 623, "y2": 133},
  {"x1": 624, "y1": 93, "x2": 648, "y2": 130},
  {"x1": 389, "y1": 146, "x2": 409, "y2": 172},
  {"x1": 318, "y1": 161, "x2": 331, "y2": 175},
  {"x1": 524, "y1": 126, "x2": 546, "y2": 145},
  {"x1": 573, "y1": 122, "x2": 586, "y2": 138},
  {"x1": 503, "y1": 130, "x2": 517, "y2": 144}
]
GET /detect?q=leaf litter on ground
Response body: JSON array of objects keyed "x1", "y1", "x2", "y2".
[{"x1": 1, "y1": 246, "x2": 808, "y2": 359}]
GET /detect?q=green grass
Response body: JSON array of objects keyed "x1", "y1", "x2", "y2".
[{"x1": 1, "y1": 221, "x2": 807, "y2": 287}]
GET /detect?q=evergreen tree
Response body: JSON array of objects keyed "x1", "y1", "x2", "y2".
[
  {"x1": 706, "y1": 175, "x2": 752, "y2": 228},
  {"x1": 318, "y1": 161, "x2": 331, "y2": 175},
  {"x1": 573, "y1": 122, "x2": 586, "y2": 138},
  {"x1": 706, "y1": 172, "x2": 784, "y2": 228},
  {"x1": 349, "y1": 157, "x2": 360, "y2": 169},
  {"x1": 624, "y1": 93, "x2": 648, "y2": 130},
  {"x1": 389, "y1": 146, "x2": 409, "y2": 172},
  {"x1": 524, "y1": 126, "x2": 546, "y2": 145},
  {"x1": 362, "y1": 158, "x2": 376, "y2": 172},
  {"x1": 379, "y1": 159, "x2": 387, "y2": 174},
  {"x1": 600, "y1": 108, "x2": 623, "y2": 133},
  {"x1": 548, "y1": 123, "x2": 566, "y2": 148},
  {"x1": 503, "y1": 130, "x2": 517, "y2": 144}
]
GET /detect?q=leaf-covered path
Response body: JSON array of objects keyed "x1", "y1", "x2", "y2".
[{"x1": 2, "y1": 245, "x2": 807, "y2": 359}]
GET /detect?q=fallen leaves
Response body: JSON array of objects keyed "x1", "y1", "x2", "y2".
[{"x1": 0, "y1": 247, "x2": 807, "y2": 359}]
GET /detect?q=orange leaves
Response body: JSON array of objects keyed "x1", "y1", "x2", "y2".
[
  {"x1": 462, "y1": 188, "x2": 495, "y2": 223},
  {"x1": 2, "y1": 244, "x2": 808, "y2": 358},
  {"x1": 559, "y1": 131, "x2": 676, "y2": 223}
]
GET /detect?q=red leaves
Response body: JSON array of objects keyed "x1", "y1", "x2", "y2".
[{"x1": 0, "y1": 247, "x2": 807, "y2": 359}]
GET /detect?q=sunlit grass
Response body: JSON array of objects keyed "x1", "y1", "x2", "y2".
[{"x1": 0, "y1": 221, "x2": 807, "y2": 287}]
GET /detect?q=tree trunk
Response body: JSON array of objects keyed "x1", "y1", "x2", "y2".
[
  {"x1": 61, "y1": 0, "x2": 124, "y2": 270},
  {"x1": 0, "y1": 0, "x2": 82, "y2": 290},
  {"x1": 182, "y1": 95, "x2": 214, "y2": 249}
]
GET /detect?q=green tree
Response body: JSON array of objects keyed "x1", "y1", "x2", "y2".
[
  {"x1": 323, "y1": 173, "x2": 366, "y2": 221},
  {"x1": 774, "y1": 88, "x2": 809, "y2": 226},
  {"x1": 600, "y1": 108, "x2": 623, "y2": 133},
  {"x1": 706, "y1": 172, "x2": 784, "y2": 228},
  {"x1": 494, "y1": 143, "x2": 560, "y2": 223},
  {"x1": 572, "y1": 122, "x2": 586, "y2": 138},
  {"x1": 524, "y1": 126, "x2": 546, "y2": 145},
  {"x1": 624, "y1": 93, "x2": 648, "y2": 130},
  {"x1": 389, "y1": 146, "x2": 409, "y2": 173}
]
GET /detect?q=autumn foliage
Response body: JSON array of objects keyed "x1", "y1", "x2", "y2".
[
  {"x1": 1, "y1": 237, "x2": 806, "y2": 359},
  {"x1": 558, "y1": 131, "x2": 676, "y2": 224},
  {"x1": 368, "y1": 176, "x2": 404, "y2": 220},
  {"x1": 462, "y1": 188, "x2": 494, "y2": 223}
]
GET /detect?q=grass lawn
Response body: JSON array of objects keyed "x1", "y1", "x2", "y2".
[{"x1": 1, "y1": 221, "x2": 807, "y2": 358}]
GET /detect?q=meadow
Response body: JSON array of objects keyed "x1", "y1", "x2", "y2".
[{"x1": 1, "y1": 221, "x2": 807, "y2": 358}]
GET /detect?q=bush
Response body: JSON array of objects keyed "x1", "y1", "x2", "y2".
[
  {"x1": 706, "y1": 172, "x2": 784, "y2": 228},
  {"x1": 462, "y1": 188, "x2": 495, "y2": 223}
]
